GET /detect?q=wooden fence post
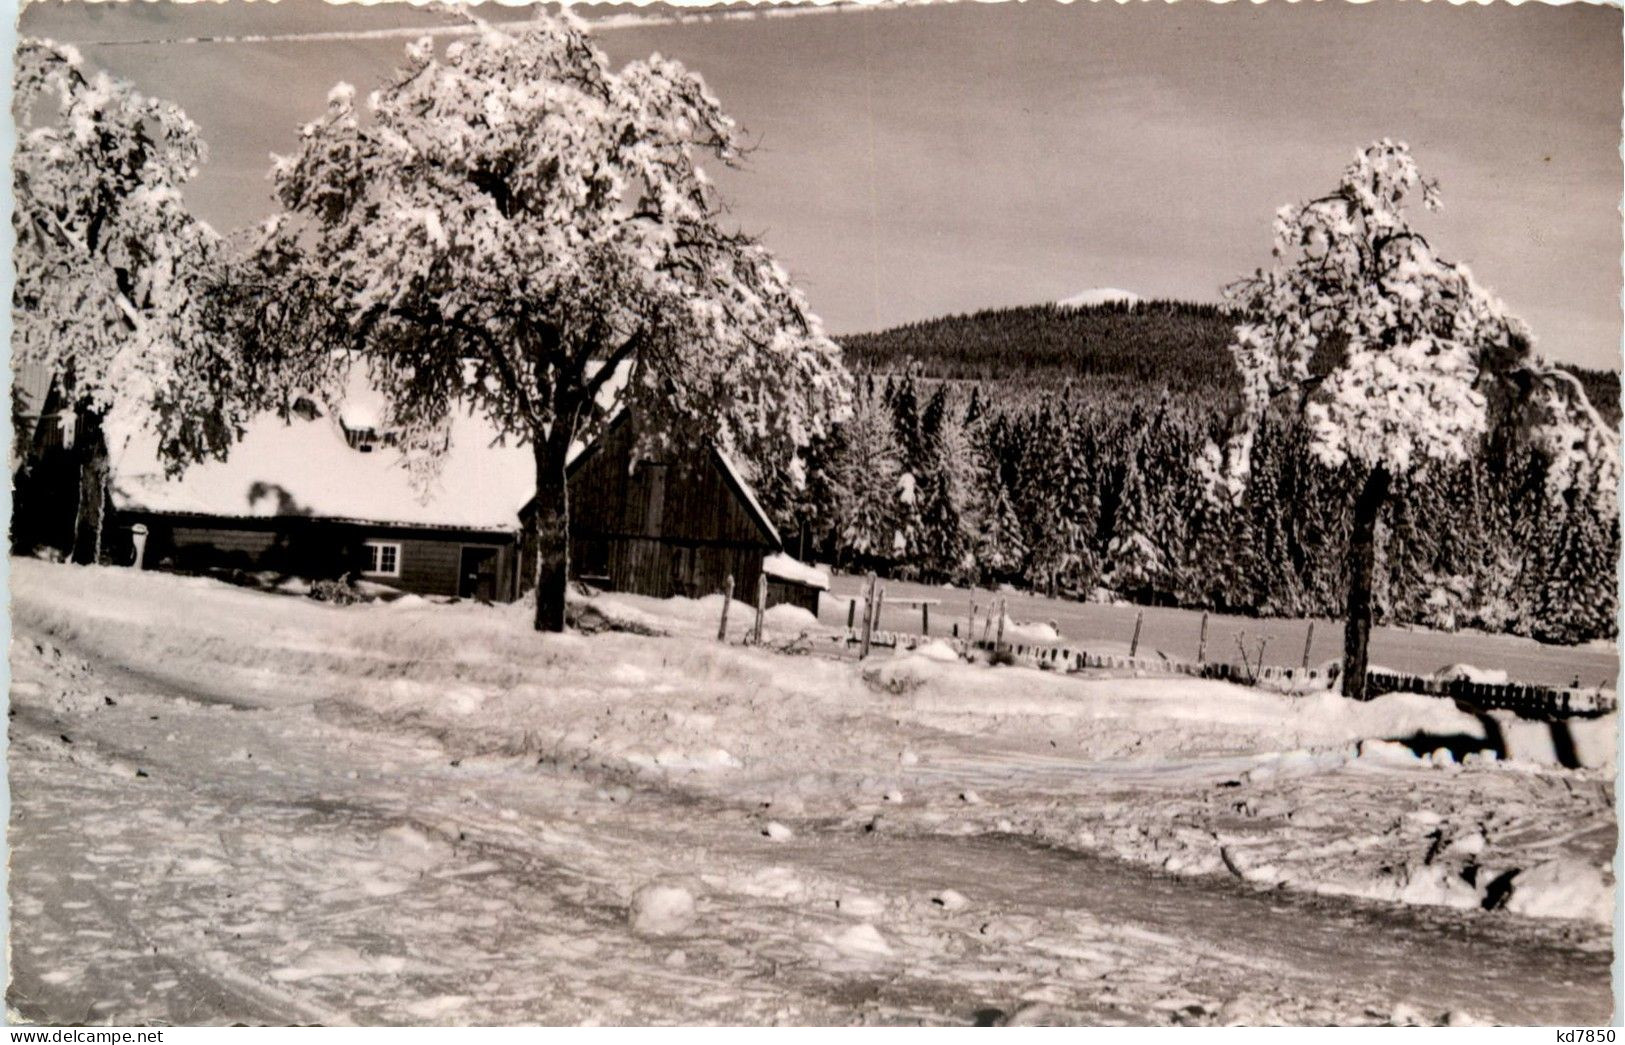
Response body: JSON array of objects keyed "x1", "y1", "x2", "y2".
[
  {"x1": 922, "y1": 602, "x2": 930, "y2": 636},
  {"x1": 717, "y1": 574, "x2": 734, "y2": 642},
  {"x1": 859, "y1": 572, "x2": 877, "y2": 659},
  {"x1": 1197, "y1": 611, "x2": 1209, "y2": 664},
  {"x1": 1300, "y1": 621, "x2": 1315, "y2": 670},
  {"x1": 874, "y1": 585, "x2": 887, "y2": 644},
  {"x1": 754, "y1": 572, "x2": 767, "y2": 645},
  {"x1": 1129, "y1": 609, "x2": 1144, "y2": 658},
  {"x1": 995, "y1": 597, "x2": 1007, "y2": 651},
  {"x1": 847, "y1": 597, "x2": 856, "y2": 630}
]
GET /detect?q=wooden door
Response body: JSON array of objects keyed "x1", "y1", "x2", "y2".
[{"x1": 459, "y1": 546, "x2": 499, "y2": 601}]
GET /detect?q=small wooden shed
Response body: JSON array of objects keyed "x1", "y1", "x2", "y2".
[
  {"x1": 762, "y1": 552, "x2": 830, "y2": 616},
  {"x1": 524, "y1": 411, "x2": 823, "y2": 613}
]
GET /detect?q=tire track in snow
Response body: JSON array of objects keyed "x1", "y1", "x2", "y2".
[{"x1": 9, "y1": 619, "x2": 1613, "y2": 1025}]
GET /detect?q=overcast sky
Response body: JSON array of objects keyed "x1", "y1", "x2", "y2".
[{"x1": 19, "y1": 0, "x2": 1624, "y2": 369}]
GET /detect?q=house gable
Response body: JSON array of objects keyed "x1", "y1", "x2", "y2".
[{"x1": 550, "y1": 411, "x2": 783, "y2": 551}]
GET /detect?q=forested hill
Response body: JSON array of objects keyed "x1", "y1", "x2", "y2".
[
  {"x1": 838, "y1": 301, "x2": 1234, "y2": 399},
  {"x1": 837, "y1": 299, "x2": 1621, "y2": 424}
]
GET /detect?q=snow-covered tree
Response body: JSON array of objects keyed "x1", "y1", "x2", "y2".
[
  {"x1": 969, "y1": 411, "x2": 1026, "y2": 584},
  {"x1": 1213, "y1": 140, "x2": 1619, "y2": 697},
  {"x1": 1015, "y1": 402, "x2": 1078, "y2": 594},
  {"x1": 1532, "y1": 478, "x2": 1619, "y2": 645},
  {"x1": 13, "y1": 39, "x2": 243, "y2": 562},
  {"x1": 913, "y1": 386, "x2": 975, "y2": 582},
  {"x1": 252, "y1": 13, "x2": 851, "y2": 631},
  {"x1": 826, "y1": 382, "x2": 902, "y2": 566},
  {"x1": 882, "y1": 370, "x2": 926, "y2": 563}
]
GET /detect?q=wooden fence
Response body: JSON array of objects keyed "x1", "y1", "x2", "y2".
[
  {"x1": 1364, "y1": 671, "x2": 1615, "y2": 719},
  {"x1": 844, "y1": 627, "x2": 1616, "y2": 722}
]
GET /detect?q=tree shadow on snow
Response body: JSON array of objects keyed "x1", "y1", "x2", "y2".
[
  {"x1": 1394, "y1": 705, "x2": 1583, "y2": 770},
  {"x1": 1393, "y1": 704, "x2": 1508, "y2": 763}
]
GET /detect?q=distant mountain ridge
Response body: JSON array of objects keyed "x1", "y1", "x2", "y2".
[{"x1": 836, "y1": 299, "x2": 1621, "y2": 424}]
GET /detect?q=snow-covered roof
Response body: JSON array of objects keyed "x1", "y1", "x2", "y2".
[
  {"x1": 109, "y1": 405, "x2": 537, "y2": 533},
  {"x1": 109, "y1": 363, "x2": 785, "y2": 544},
  {"x1": 762, "y1": 553, "x2": 829, "y2": 590}
]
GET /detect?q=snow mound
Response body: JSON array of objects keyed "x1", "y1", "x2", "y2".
[
  {"x1": 1493, "y1": 712, "x2": 1618, "y2": 769},
  {"x1": 377, "y1": 824, "x2": 451, "y2": 871},
  {"x1": 1000, "y1": 616, "x2": 1060, "y2": 643},
  {"x1": 835, "y1": 893, "x2": 886, "y2": 919},
  {"x1": 628, "y1": 882, "x2": 697, "y2": 937},
  {"x1": 764, "y1": 603, "x2": 818, "y2": 629},
  {"x1": 1398, "y1": 864, "x2": 1482, "y2": 910},
  {"x1": 1432, "y1": 663, "x2": 1508, "y2": 684},
  {"x1": 828, "y1": 922, "x2": 892, "y2": 959},
  {"x1": 1355, "y1": 739, "x2": 1423, "y2": 767},
  {"x1": 1242, "y1": 746, "x2": 1355, "y2": 784},
  {"x1": 912, "y1": 639, "x2": 961, "y2": 663},
  {"x1": 734, "y1": 866, "x2": 806, "y2": 901},
  {"x1": 1058, "y1": 287, "x2": 1142, "y2": 309},
  {"x1": 1505, "y1": 859, "x2": 1613, "y2": 925}
]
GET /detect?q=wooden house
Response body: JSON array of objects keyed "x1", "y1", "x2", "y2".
[
  {"x1": 522, "y1": 411, "x2": 828, "y2": 614},
  {"x1": 99, "y1": 400, "x2": 533, "y2": 601},
  {"x1": 22, "y1": 384, "x2": 827, "y2": 614}
]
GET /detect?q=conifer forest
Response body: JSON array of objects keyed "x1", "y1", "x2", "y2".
[{"x1": 780, "y1": 301, "x2": 1621, "y2": 646}]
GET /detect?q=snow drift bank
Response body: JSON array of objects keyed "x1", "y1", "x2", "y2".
[{"x1": 11, "y1": 560, "x2": 1615, "y2": 925}]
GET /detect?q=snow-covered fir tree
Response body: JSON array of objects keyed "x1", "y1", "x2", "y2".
[
  {"x1": 1533, "y1": 479, "x2": 1619, "y2": 645},
  {"x1": 968, "y1": 412, "x2": 1027, "y2": 584},
  {"x1": 882, "y1": 371, "x2": 927, "y2": 566},
  {"x1": 1057, "y1": 406, "x2": 1103, "y2": 593},
  {"x1": 1014, "y1": 403, "x2": 1076, "y2": 594},
  {"x1": 912, "y1": 386, "x2": 975, "y2": 582},
  {"x1": 247, "y1": 12, "x2": 850, "y2": 630},
  {"x1": 826, "y1": 380, "x2": 903, "y2": 567},
  {"x1": 1105, "y1": 446, "x2": 1163, "y2": 600}
]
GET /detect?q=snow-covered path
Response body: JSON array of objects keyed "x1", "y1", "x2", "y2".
[{"x1": 8, "y1": 595, "x2": 1612, "y2": 1026}]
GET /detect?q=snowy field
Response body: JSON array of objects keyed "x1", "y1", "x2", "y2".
[
  {"x1": 823, "y1": 574, "x2": 1620, "y2": 690},
  {"x1": 7, "y1": 560, "x2": 1616, "y2": 1026}
]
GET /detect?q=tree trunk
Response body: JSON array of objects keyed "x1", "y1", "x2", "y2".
[
  {"x1": 531, "y1": 434, "x2": 573, "y2": 633},
  {"x1": 1342, "y1": 466, "x2": 1390, "y2": 700},
  {"x1": 70, "y1": 406, "x2": 110, "y2": 566}
]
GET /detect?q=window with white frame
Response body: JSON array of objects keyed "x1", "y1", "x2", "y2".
[{"x1": 363, "y1": 540, "x2": 401, "y2": 577}]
